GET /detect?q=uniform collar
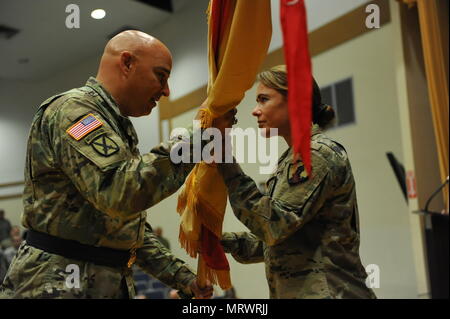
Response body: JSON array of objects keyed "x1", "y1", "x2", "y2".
[
  {"x1": 281, "y1": 124, "x2": 323, "y2": 164},
  {"x1": 85, "y1": 77, "x2": 125, "y2": 120},
  {"x1": 85, "y1": 77, "x2": 140, "y2": 151},
  {"x1": 311, "y1": 124, "x2": 322, "y2": 137}
]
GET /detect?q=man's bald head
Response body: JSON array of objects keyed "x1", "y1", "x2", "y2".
[
  {"x1": 102, "y1": 30, "x2": 170, "y2": 59},
  {"x1": 96, "y1": 30, "x2": 172, "y2": 117}
]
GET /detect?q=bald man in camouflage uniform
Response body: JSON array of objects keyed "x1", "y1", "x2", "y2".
[
  {"x1": 219, "y1": 124, "x2": 377, "y2": 299},
  {"x1": 0, "y1": 31, "x2": 213, "y2": 299}
]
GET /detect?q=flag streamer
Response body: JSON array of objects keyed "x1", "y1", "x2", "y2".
[{"x1": 280, "y1": 0, "x2": 313, "y2": 175}]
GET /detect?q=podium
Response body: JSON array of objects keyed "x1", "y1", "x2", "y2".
[{"x1": 422, "y1": 212, "x2": 449, "y2": 299}]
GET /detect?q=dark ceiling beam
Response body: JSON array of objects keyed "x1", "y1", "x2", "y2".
[
  {"x1": 0, "y1": 24, "x2": 20, "y2": 40},
  {"x1": 135, "y1": 0, "x2": 173, "y2": 13}
]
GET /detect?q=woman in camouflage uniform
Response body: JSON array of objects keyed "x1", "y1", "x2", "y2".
[{"x1": 219, "y1": 65, "x2": 376, "y2": 299}]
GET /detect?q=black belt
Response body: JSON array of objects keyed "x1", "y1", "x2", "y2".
[{"x1": 26, "y1": 230, "x2": 136, "y2": 268}]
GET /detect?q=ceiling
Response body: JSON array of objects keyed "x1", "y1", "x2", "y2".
[{"x1": 0, "y1": 0, "x2": 189, "y2": 80}]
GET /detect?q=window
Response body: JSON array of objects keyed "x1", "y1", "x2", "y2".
[{"x1": 320, "y1": 77, "x2": 355, "y2": 127}]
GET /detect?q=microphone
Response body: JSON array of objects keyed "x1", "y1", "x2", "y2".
[{"x1": 413, "y1": 176, "x2": 449, "y2": 216}]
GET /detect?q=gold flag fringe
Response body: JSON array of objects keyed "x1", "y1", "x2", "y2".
[
  {"x1": 177, "y1": 107, "x2": 232, "y2": 289},
  {"x1": 201, "y1": 258, "x2": 232, "y2": 290}
]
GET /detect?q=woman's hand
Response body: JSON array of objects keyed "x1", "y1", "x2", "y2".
[{"x1": 212, "y1": 108, "x2": 237, "y2": 136}]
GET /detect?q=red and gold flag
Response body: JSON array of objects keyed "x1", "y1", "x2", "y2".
[{"x1": 177, "y1": 0, "x2": 272, "y2": 290}]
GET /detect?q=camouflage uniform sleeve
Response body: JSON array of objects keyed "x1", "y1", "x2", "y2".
[
  {"x1": 47, "y1": 98, "x2": 195, "y2": 216},
  {"x1": 135, "y1": 223, "x2": 196, "y2": 299},
  {"x1": 0, "y1": 250, "x2": 9, "y2": 283},
  {"x1": 218, "y1": 154, "x2": 331, "y2": 246},
  {"x1": 221, "y1": 232, "x2": 264, "y2": 264}
]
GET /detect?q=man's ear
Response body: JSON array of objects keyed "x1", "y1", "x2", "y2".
[{"x1": 119, "y1": 51, "x2": 134, "y2": 77}]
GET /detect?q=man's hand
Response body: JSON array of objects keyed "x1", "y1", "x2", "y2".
[
  {"x1": 194, "y1": 102, "x2": 237, "y2": 163},
  {"x1": 194, "y1": 100, "x2": 238, "y2": 135},
  {"x1": 194, "y1": 99, "x2": 210, "y2": 121},
  {"x1": 189, "y1": 279, "x2": 214, "y2": 299}
]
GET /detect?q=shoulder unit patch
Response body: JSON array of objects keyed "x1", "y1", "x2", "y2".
[
  {"x1": 287, "y1": 162, "x2": 309, "y2": 185},
  {"x1": 91, "y1": 134, "x2": 119, "y2": 157},
  {"x1": 67, "y1": 113, "x2": 103, "y2": 141}
]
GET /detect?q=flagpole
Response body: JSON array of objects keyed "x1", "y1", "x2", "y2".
[
  {"x1": 197, "y1": 255, "x2": 206, "y2": 287},
  {"x1": 196, "y1": 227, "x2": 208, "y2": 299}
]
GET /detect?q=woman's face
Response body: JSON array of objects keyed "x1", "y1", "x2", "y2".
[{"x1": 252, "y1": 82, "x2": 290, "y2": 139}]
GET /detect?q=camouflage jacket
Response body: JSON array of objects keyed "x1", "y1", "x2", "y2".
[
  {"x1": 1, "y1": 77, "x2": 196, "y2": 298},
  {"x1": 220, "y1": 125, "x2": 377, "y2": 299}
]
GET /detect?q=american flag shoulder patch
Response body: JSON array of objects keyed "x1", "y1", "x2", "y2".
[{"x1": 66, "y1": 113, "x2": 103, "y2": 141}]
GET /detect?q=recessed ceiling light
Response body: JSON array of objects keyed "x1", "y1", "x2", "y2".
[{"x1": 91, "y1": 9, "x2": 106, "y2": 20}]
